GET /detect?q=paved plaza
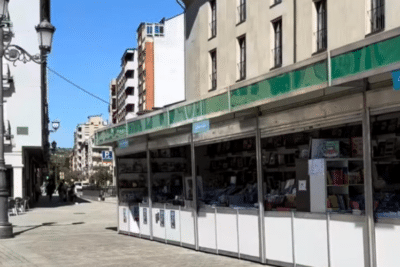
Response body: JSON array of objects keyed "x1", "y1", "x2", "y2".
[{"x1": 0, "y1": 196, "x2": 266, "y2": 267}]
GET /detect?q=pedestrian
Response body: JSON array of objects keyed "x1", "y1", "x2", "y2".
[
  {"x1": 69, "y1": 183, "x2": 76, "y2": 203},
  {"x1": 57, "y1": 181, "x2": 65, "y2": 202},
  {"x1": 35, "y1": 183, "x2": 41, "y2": 202},
  {"x1": 46, "y1": 180, "x2": 55, "y2": 201}
]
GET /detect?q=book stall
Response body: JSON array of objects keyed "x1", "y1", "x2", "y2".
[{"x1": 110, "y1": 88, "x2": 400, "y2": 266}]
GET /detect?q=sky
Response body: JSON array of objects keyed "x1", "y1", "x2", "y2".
[{"x1": 48, "y1": 0, "x2": 183, "y2": 148}]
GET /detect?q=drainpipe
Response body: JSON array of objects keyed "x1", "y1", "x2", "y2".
[{"x1": 293, "y1": 0, "x2": 297, "y2": 63}]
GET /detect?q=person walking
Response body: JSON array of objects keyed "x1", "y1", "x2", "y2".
[
  {"x1": 35, "y1": 183, "x2": 42, "y2": 202},
  {"x1": 57, "y1": 181, "x2": 66, "y2": 202},
  {"x1": 46, "y1": 180, "x2": 55, "y2": 202},
  {"x1": 69, "y1": 183, "x2": 76, "y2": 203}
]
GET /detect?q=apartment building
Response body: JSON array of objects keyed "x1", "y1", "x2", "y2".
[
  {"x1": 4, "y1": 0, "x2": 52, "y2": 199},
  {"x1": 136, "y1": 14, "x2": 185, "y2": 113},
  {"x1": 72, "y1": 116, "x2": 110, "y2": 178},
  {"x1": 110, "y1": 49, "x2": 139, "y2": 124},
  {"x1": 87, "y1": 135, "x2": 113, "y2": 183}
]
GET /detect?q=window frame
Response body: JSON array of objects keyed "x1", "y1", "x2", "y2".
[
  {"x1": 272, "y1": 19, "x2": 282, "y2": 68},
  {"x1": 210, "y1": 0, "x2": 217, "y2": 39},
  {"x1": 315, "y1": 0, "x2": 327, "y2": 52},
  {"x1": 237, "y1": 36, "x2": 246, "y2": 81},
  {"x1": 209, "y1": 49, "x2": 217, "y2": 91},
  {"x1": 369, "y1": 0, "x2": 385, "y2": 34},
  {"x1": 237, "y1": 0, "x2": 246, "y2": 25}
]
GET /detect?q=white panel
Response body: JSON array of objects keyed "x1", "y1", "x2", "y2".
[
  {"x1": 139, "y1": 207, "x2": 150, "y2": 236},
  {"x1": 198, "y1": 211, "x2": 217, "y2": 249},
  {"x1": 238, "y1": 214, "x2": 259, "y2": 258},
  {"x1": 265, "y1": 216, "x2": 293, "y2": 264},
  {"x1": 294, "y1": 218, "x2": 328, "y2": 267},
  {"x1": 148, "y1": 133, "x2": 190, "y2": 150},
  {"x1": 166, "y1": 209, "x2": 181, "y2": 243},
  {"x1": 216, "y1": 212, "x2": 238, "y2": 253},
  {"x1": 180, "y1": 210, "x2": 195, "y2": 245},
  {"x1": 376, "y1": 223, "x2": 400, "y2": 267},
  {"x1": 118, "y1": 206, "x2": 129, "y2": 232},
  {"x1": 129, "y1": 206, "x2": 140, "y2": 234},
  {"x1": 194, "y1": 117, "x2": 256, "y2": 145},
  {"x1": 154, "y1": 14, "x2": 185, "y2": 107},
  {"x1": 152, "y1": 208, "x2": 166, "y2": 240},
  {"x1": 329, "y1": 220, "x2": 365, "y2": 267}
]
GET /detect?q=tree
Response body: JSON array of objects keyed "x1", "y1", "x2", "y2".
[
  {"x1": 91, "y1": 168, "x2": 112, "y2": 187},
  {"x1": 63, "y1": 170, "x2": 84, "y2": 185}
]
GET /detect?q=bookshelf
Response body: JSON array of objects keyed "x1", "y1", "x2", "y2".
[{"x1": 308, "y1": 158, "x2": 364, "y2": 213}]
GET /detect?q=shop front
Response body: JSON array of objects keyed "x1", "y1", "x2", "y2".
[{"x1": 98, "y1": 32, "x2": 400, "y2": 266}]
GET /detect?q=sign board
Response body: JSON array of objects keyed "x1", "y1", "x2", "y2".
[
  {"x1": 102, "y1": 151, "x2": 113, "y2": 161},
  {"x1": 392, "y1": 70, "x2": 400, "y2": 90},
  {"x1": 193, "y1": 120, "x2": 210, "y2": 134}
]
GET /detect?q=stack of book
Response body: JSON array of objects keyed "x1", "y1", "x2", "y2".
[
  {"x1": 327, "y1": 194, "x2": 350, "y2": 211},
  {"x1": 327, "y1": 168, "x2": 349, "y2": 185}
]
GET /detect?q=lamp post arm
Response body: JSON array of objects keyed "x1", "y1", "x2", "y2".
[{"x1": 4, "y1": 44, "x2": 45, "y2": 66}]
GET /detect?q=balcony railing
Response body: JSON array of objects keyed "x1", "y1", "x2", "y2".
[
  {"x1": 210, "y1": 20, "x2": 216, "y2": 38},
  {"x1": 238, "y1": 61, "x2": 246, "y2": 80},
  {"x1": 238, "y1": 2, "x2": 246, "y2": 23},
  {"x1": 316, "y1": 28, "x2": 327, "y2": 52},
  {"x1": 272, "y1": 46, "x2": 282, "y2": 67},
  {"x1": 210, "y1": 72, "x2": 217, "y2": 90},
  {"x1": 369, "y1": 4, "x2": 385, "y2": 33}
]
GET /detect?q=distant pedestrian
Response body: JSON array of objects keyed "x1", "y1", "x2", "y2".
[
  {"x1": 57, "y1": 181, "x2": 66, "y2": 202},
  {"x1": 69, "y1": 183, "x2": 76, "y2": 203},
  {"x1": 46, "y1": 180, "x2": 55, "y2": 201},
  {"x1": 35, "y1": 183, "x2": 41, "y2": 202}
]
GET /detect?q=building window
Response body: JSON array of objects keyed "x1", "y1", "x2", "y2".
[
  {"x1": 210, "y1": 50, "x2": 217, "y2": 90},
  {"x1": 238, "y1": 36, "x2": 246, "y2": 81},
  {"x1": 210, "y1": 0, "x2": 217, "y2": 38},
  {"x1": 147, "y1": 25, "x2": 153, "y2": 35},
  {"x1": 369, "y1": 0, "x2": 385, "y2": 33},
  {"x1": 238, "y1": 0, "x2": 246, "y2": 24},
  {"x1": 315, "y1": 0, "x2": 327, "y2": 52},
  {"x1": 272, "y1": 19, "x2": 282, "y2": 68},
  {"x1": 271, "y1": 0, "x2": 282, "y2": 7},
  {"x1": 155, "y1": 25, "x2": 164, "y2": 36}
]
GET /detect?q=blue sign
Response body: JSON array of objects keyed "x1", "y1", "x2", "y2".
[
  {"x1": 193, "y1": 120, "x2": 210, "y2": 134},
  {"x1": 102, "y1": 151, "x2": 113, "y2": 161},
  {"x1": 118, "y1": 139, "x2": 129, "y2": 149},
  {"x1": 392, "y1": 70, "x2": 400, "y2": 90}
]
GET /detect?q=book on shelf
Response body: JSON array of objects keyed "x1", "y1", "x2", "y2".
[
  {"x1": 327, "y1": 171, "x2": 333, "y2": 185},
  {"x1": 328, "y1": 195, "x2": 339, "y2": 209}
]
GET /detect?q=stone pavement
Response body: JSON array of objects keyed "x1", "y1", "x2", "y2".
[{"x1": 0, "y1": 195, "x2": 268, "y2": 267}]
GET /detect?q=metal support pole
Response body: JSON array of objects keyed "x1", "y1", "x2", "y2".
[
  {"x1": 191, "y1": 133, "x2": 199, "y2": 250},
  {"x1": 362, "y1": 92, "x2": 377, "y2": 267},
  {"x1": 0, "y1": 26, "x2": 13, "y2": 238},
  {"x1": 256, "y1": 115, "x2": 266, "y2": 263},
  {"x1": 146, "y1": 136, "x2": 153, "y2": 241}
]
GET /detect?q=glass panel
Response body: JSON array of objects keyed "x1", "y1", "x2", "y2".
[
  {"x1": 262, "y1": 124, "x2": 364, "y2": 214},
  {"x1": 371, "y1": 112, "x2": 400, "y2": 220},
  {"x1": 150, "y1": 145, "x2": 191, "y2": 206},
  {"x1": 117, "y1": 152, "x2": 149, "y2": 206},
  {"x1": 196, "y1": 137, "x2": 258, "y2": 208}
]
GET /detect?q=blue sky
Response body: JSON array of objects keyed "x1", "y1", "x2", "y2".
[{"x1": 48, "y1": 0, "x2": 183, "y2": 148}]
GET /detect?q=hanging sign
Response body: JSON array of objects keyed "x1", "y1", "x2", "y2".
[
  {"x1": 193, "y1": 120, "x2": 210, "y2": 134},
  {"x1": 118, "y1": 139, "x2": 129, "y2": 149},
  {"x1": 392, "y1": 70, "x2": 400, "y2": 90}
]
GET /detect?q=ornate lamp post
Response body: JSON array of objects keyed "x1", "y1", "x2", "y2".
[{"x1": 0, "y1": 0, "x2": 55, "y2": 239}]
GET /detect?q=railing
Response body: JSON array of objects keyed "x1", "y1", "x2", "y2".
[
  {"x1": 272, "y1": 46, "x2": 282, "y2": 67},
  {"x1": 210, "y1": 71, "x2": 217, "y2": 90},
  {"x1": 210, "y1": 20, "x2": 216, "y2": 38},
  {"x1": 316, "y1": 28, "x2": 327, "y2": 52},
  {"x1": 369, "y1": 4, "x2": 385, "y2": 33},
  {"x1": 238, "y1": 61, "x2": 246, "y2": 80},
  {"x1": 238, "y1": 1, "x2": 246, "y2": 23}
]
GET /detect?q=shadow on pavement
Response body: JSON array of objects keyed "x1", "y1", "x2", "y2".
[
  {"x1": 105, "y1": 227, "x2": 118, "y2": 232},
  {"x1": 13, "y1": 221, "x2": 86, "y2": 236},
  {"x1": 33, "y1": 195, "x2": 91, "y2": 209}
]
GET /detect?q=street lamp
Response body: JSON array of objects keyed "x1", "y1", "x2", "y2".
[
  {"x1": 50, "y1": 120, "x2": 60, "y2": 133},
  {"x1": 0, "y1": 0, "x2": 55, "y2": 239}
]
